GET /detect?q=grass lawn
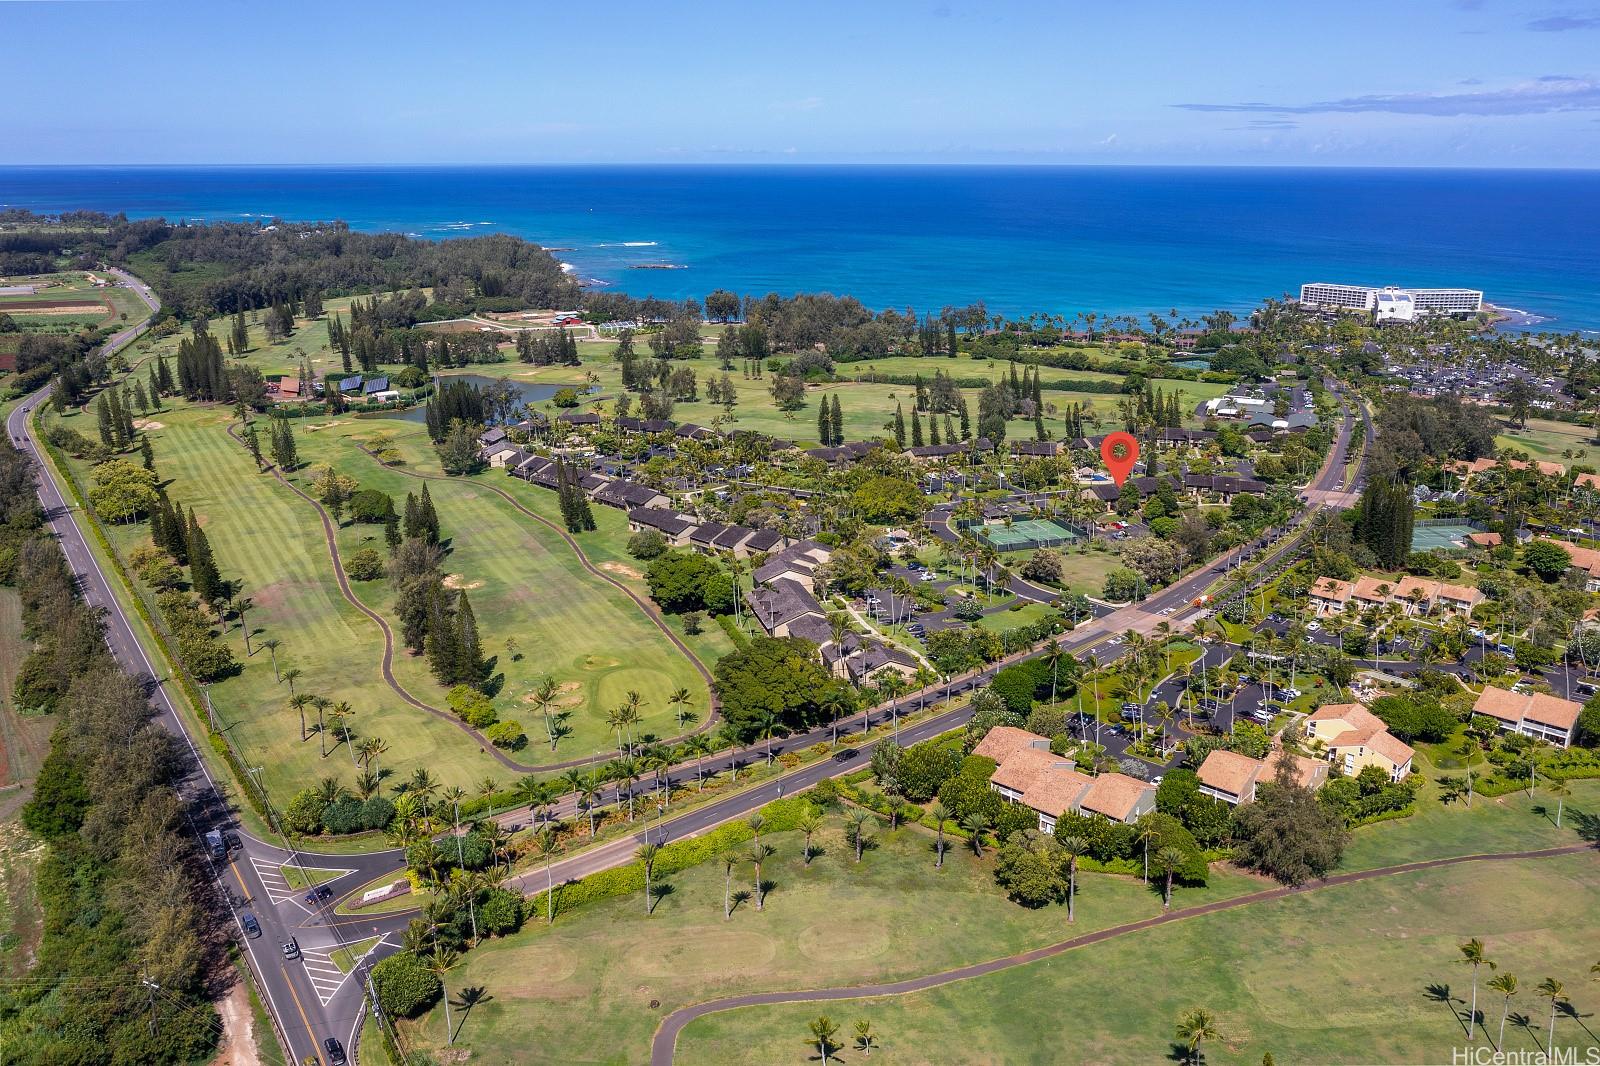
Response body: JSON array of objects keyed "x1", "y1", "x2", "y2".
[
  {"x1": 1496, "y1": 417, "x2": 1596, "y2": 464},
  {"x1": 38, "y1": 393, "x2": 710, "y2": 800},
  {"x1": 676, "y1": 849, "x2": 1600, "y2": 1065},
  {"x1": 975, "y1": 602, "x2": 1055, "y2": 634},
  {"x1": 330, "y1": 936, "x2": 380, "y2": 974},
  {"x1": 398, "y1": 814, "x2": 1262, "y2": 1066}
]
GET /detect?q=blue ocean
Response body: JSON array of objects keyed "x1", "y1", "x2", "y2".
[{"x1": 3, "y1": 165, "x2": 1597, "y2": 331}]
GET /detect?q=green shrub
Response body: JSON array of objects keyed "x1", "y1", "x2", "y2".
[
  {"x1": 371, "y1": 951, "x2": 442, "y2": 1018},
  {"x1": 486, "y1": 720, "x2": 526, "y2": 749},
  {"x1": 480, "y1": 888, "x2": 523, "y2": 936},
  {"x1": 446, "y1": 684, "x2": 498, "y2": 728},
  {"x1": 343, "y1": 547, "x2": 386, "y2": 581}
]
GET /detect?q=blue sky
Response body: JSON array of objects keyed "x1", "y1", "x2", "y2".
[{"x1": 3, "y1": 0, "x2": 1598, "y2": 166}]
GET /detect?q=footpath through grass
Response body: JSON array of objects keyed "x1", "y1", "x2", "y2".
[{"x1": 398, "y1": 814, "x2": 1261, "y2": 1065}]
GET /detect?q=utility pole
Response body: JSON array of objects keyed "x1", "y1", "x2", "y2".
[{"x1": 141, "y1": 972, "x2": 160, "y2": 1036}]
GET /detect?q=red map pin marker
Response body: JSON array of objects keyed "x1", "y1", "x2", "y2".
[{"x1": 1101, "y1": 431, "x2": 1139, "y2": 487}]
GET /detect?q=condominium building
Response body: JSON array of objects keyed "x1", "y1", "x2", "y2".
[{"x1": 1300, "y1": 282, "x2": 1483, "y2": 321}]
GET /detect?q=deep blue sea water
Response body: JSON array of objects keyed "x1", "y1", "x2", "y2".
[{"x1": 3, "y1": 165, "x2": 1597, "y2": 331}]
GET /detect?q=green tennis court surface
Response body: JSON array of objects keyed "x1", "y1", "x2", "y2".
[
  {"x1": 1411, "y1": 523, "x2": 1478, "y2": 551},
  {"x1": 981, "y1": 518, "x2": 1079, "y2": 548}
]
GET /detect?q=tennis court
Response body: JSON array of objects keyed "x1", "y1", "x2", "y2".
[
  {"x1": 981, "y1": 518, "x2": 1079, "y2": 551},
  {"x1": 1410, "y1": 523, "x2": 1479, "y2": 551}
]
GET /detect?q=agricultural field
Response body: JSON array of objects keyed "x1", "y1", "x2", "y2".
[
  {"x1": 397, "y1": 811, "x2": 1264, "y2": 1066},
  {"x1": 35, "y1": 389, "x2": 714, "y2": 801}
]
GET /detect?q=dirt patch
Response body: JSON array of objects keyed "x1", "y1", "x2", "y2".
[
  {"x1": 132, "y1": 419, "x2": 166, "y2": 431},
  {"x1": 442, "y1": 574, "x2": 485, "y2": 591},
  {"x1": 580, "y1": 655, "x2": 620, "y2": 670},
  {"x1": 599, "y1": 561, "x2": 645, "y2": 580},
  {"x1": 209, "y1": 974, "x2": 263, "y2": 1066}
]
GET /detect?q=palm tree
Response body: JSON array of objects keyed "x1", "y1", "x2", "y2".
[
  {"x1": 748, "y1": 842, "x2": 775, "y2": 910},
  {"x1": 429, "y1": 946, "x2": 459, "y2": 1046},
  {"x1": 1460, "y1": 938, "x2": 1495, "y2": 1039},
  {"x1": 807, "y1": 1016, "x2": 840, "y2": 1065},
  {"x1": 1135, "y1": 814, "x2": 1160, "y2": 884},
  {"x1": 1059, "y1": 833, "x2": 1086, "y2": 923},
  {"x1": 637, "y1": 842, "x2": 660, "y2": 915},
  {"x1": 288, "y1": 693, "x2": 313, "y2": 742},
  {"x1": 721, "y1": 851, "x2": 739, "y2": 920},
  {"x1": 847, "y1": 809, "x2": 873, "y2": 863},
  {"x1": 364, "y1": 736, "x2": 389, "y2": 778},
  {"x1": 852, "y1": 1019, "x2": 877, "y2": 1056},
  {"x1": 667, "y1": 686, "x2": 692, "y2": 732},
  {"x1": 1487, "y1": 972, "x2": 1518, "y2": 1050},
  {"x1": 409, "y1": 767, "x2": 439, "y2": 821},
  {"x1": 311, "y1": 696, "x2": 331, "y2": 757},
  {"x1": 282, "y1": 666, "x2": 302, "y2": 697},
  {"x1": 886, "y1": 794, "x2": 906, "y2": 831},
  {"x1": 1156, "y1": 845, "x2": 1184, "y2": 911},
  {"x1": 797, "y1": 807, "x2": 824, "y2": 866},
  {"x1": 746, "y1": 812, "x2": 766, "y2": 847},
  {"x1": 332, "y1": 700, "x2": 355, "y2": 764},
  {"x1": 1175, "y1": 1007, "x2": 1220, "y2": 1065},
  {"x1": 261, "y1": 638, "x2": 282, "y2": 681},
  {"x1": 534, "y1": 825, "x2": 561, "y2": 924},
  {"x1": 443, "y1": 785, "x2": 467, "y2": 866},
  {"x1": 1536, "y1": 977, "x2": 1566, "y2": 1051},
  {"x1": 682, "y1": 734, "x2": 713, "y2": 790},
  {"x1": 757, "y1": 709, "x2": 783, "y2": 764},
  {"x1": 962, "y1": 812, "x2": 991, "y2": 857},
  {"x1": 529, "y1": 676, "x2": 559, "y2": 751},
  {"x1": 929, "y1": 802, "x2": 951, "y2": 868},
  {"x1": 612, "y1": 756, "x2": 641, "y2": 820},
  {"x1": 1547, "y1": 776, "x2": 1572, "y2": 828},
  {"x1": 476, "y1": 775, "x2": 498, "y2": 809}
]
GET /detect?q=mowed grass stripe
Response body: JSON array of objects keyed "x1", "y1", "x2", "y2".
[
  {"x1": 310, "y1": 441, "x2": 708, "y2": 761},
  {"x1": 70, "y1": 406, "x2": 513, "y2": 796}
]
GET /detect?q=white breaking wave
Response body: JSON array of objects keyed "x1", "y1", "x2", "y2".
[{"x1": 597, "y1": 241, "x2": 659, "y2": 247}]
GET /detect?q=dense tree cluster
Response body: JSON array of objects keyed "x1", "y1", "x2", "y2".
[
  {"x1": 0, "y1": 211, "x2": 579, "y2": 319},
  {"x1": 1353, "y1": 478, "x2": 1415, "y2": 570},
  {"x1": 0, "y1": 438, "x2": 222, "y2": 1063}
]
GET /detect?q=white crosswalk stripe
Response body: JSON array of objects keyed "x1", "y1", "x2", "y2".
[
  {"x1": 298, "y1": 937, "x2": 385, "y2": 1007},
  {"x1": 247, "y1": 858, "x2": 354, "y2": 906},
  {"x1": 299, "y1": 948, "x2": 354, "y2": 1005}
]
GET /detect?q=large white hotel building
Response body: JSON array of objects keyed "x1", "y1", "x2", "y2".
[{"x1": 1299, "y1": 282, "x2": 1483, "y2": 322}]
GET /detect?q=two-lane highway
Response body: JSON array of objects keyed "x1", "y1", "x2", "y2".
[{"x1": 7, "y1": 270, "x2": 375, "y2": 1066}]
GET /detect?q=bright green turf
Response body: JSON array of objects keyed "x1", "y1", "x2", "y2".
[
  {"x1": 677, "y1": 849, "x2": 1600, "y2": 1065},
  {"x1": 397, "y1": 814, "x2": 1263, "y2": 1066}
]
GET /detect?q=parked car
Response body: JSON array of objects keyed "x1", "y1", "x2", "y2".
[{"x1": 1305, "y1": 621, "x2": 1321, "y2": 632}]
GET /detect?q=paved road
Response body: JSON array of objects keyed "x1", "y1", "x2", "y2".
[
  {"x1": 7, "y1": 271, "x2": 382, "y2": 1066},
  {"x1": 648, "y1": 843, "x2": 1598, "y2": 1064}
]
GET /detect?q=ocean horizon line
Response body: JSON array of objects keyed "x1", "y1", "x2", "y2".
[{"x1": 5, "y1": 161, "x2": 1600, "y2": 173}]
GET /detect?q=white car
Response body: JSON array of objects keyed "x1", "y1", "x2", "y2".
[
  {"x1": 919, "y1": 572, "x2": 937, "y2": 582},
  {"x1": 1305, "y1": 621, "x2": 1321, "y2": 632}
]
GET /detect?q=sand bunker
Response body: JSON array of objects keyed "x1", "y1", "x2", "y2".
[
  {"x1": 132, "y1": 419, "x2": 166, "y2": 431},
  {"x1": 442, "y1": 574, "x2": 485, "y2": 590}
]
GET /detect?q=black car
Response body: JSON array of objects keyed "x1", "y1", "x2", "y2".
[
  {"x1": 304, "y1": 885, "x2": 333, "y2": 906},
  {"x1": 240, "y1": 913, "x2": 261, "y2": 939},
  {"x1": 323, "y1": 1037, "x2": 347, "y2": 1065},
  {"x1": 831, "y1": 748, "x2": 859, "y2": 763}
]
